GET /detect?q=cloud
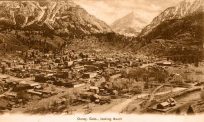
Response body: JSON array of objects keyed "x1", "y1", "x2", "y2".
[{"x1": 74, "y1": 0, "x2": 182, "y2": 26}]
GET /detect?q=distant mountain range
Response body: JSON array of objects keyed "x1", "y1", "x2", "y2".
[
  {"x1": 136, "y1": 0, "x2": 204, "y2": 57},
  {"x1": 0, "y1": 0, "x2": 116, "y2": 54},
  {"x1": 111, "y1": 12, "x2": 145, "y2": 37},
  {"x1": 140, "y1": 0, "x2": 203, "y2": 37},
  {"x1": 0, "y1": 0, "x2": 112, "y2": 36},
  {"x1": 0, "y1": 0, "x2": 203, "y2": 58}
]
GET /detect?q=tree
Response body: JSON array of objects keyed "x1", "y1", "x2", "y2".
[
  {"x1": 201, "y1": 90, "x2": 204, "y2": 100},
  {"x1": 131, "y1": 85, "x2": 142, "y2": 94},
  {"x1": 121, "y1": 68, "x2": 147, "y2": 82},
  {"x1": 187, "y1": 105, "x2": 194, "y2": 115},
  {"x1": 2, "y1": 65, "x2": 6, "y2": 74}
]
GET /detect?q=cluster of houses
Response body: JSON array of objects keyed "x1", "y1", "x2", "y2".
[
  {"x1": 0, "y1": 49, "x2": 145, "y2": 111},
  {"x1": 0, "y1": 76, "x2": 58, "y2": 111}
]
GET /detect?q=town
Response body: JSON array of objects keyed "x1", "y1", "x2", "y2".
[
  {"x1": 0, "y1": 48, "x2": 203, "y2": 114},
  {"x1": 0, "y1": 0, "x2": 203, "y2": 116}
]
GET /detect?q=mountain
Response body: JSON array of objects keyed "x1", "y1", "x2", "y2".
[
  {"x1": 137, "y1": 0, "x2": 204, "y2": 62},
  {"x1": 138, "y1": 12, "x2": 203, "y2": 55},
  {"x1": 140, "y1": 0, "x2": 203, "y2": 37},
  {"x1": 0, "y1": 0, "x2": 116, "y2": 54},
  {"x1": 0, "y1": 0, "x2": 138, "y2": 56},
  {"x1": 0, "y1": 0, "x2": 112, "y2": 36},
  {"x1": 136, "y1": 0, "x2": 204, "y2": 58},
  {"x1": 111, "y1": 12, "x2": 146, "y2": 37}
]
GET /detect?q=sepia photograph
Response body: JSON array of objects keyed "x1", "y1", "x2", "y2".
[{"x1": 0, "y1": 0, "x2": 203, "y2": 121}]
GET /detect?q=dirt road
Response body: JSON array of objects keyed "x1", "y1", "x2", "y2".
[{"x1": 105, "y1": 87, "x2": 186, "y2": 113}]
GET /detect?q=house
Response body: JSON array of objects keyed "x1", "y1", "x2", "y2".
[
  {"x1": 82, "y1": 72, "x2": 97, "y2": 79},
  {"x1": 30, "y1": 83, "x2": 42, "y2": 89},
  {"x1": 27, "y1": 89, "x2": 43, "y2": 96},
  {"x1": 84, "y1": 65, "x2": 98, "y2": 72},
  {"x1": 156, "y1": 98, "x2": 177, "y2": 110},
  {"x1": 157, "y1": 102, "x2": 170, "y2": 109},
  {"x1": 163, "y1": 61, "x2": 172, "y2": 66},
  {"x1": 74, "y1": 83, "x2": 85, "y2": 88},
  {"x1": 156, "y1": 61, "x2": 172, "y2": 66},
  {"x1": 65, "y1": 61, "x2": 74, "y2": 67},
  {"x1": 89, "y1": 86, "x2": 99, "y2": 94},
  {"x1": 167, "y1": 98, "x2": 176, "y2": 107}
]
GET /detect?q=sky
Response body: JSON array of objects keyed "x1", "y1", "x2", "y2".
[{"x1": 75, "y1": 0, "x2": 182, "y2": 26}]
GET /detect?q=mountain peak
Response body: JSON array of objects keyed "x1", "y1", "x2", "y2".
[
  {"x1": 122, "y1": 11, "x2": 140, "y2": 21},
  {"x1": 0, "y1": 0, "x2": 111, "y2": 35},
  {"x1": 111, "y1": 11, "x2": 146, "y2": 36},
  {"x1": 136, "y1": 0, "x2": 203, "y2": 57},
  {"x1": 139, "y1": 0, "x2": 203, "y2": 37}
]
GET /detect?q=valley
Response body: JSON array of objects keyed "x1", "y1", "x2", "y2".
[{"x1": 0, "y1": 0, "x2": 203, "y2": 115}]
